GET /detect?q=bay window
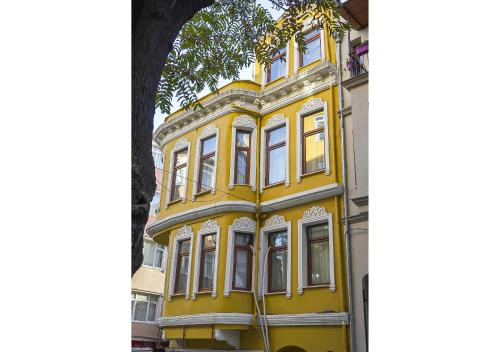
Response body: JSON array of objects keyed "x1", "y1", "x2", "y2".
[
  {"x1": 302, "y1": 112, "x2": 326, "y2": 174},
  {"x1": 233, "y1": 233, "x2": 253, "y2": 291},
  {"x1": 199, "y1": 233, "x2": 217, "y2": 291},
  {"x1": 234, "y1": 130, "x2": 251, "y2": 185},
  {"x1": 268, "y1": 230, "x2": 288, "y2": 293},
  {"x1": 266, "y1": 125, "x2": 286, "y2": 186},
  {"x1": 299, "y1": 28, "x2": 322, "y2": 67},
  {"x1": 198, "y1": 135, "x2": 216, "y2": 193},
  {"x1": 170, "y1": 148, "x2": 188, "y2": 202},
  {"x1": 174, "y1": 239, "x2": 191, "y2": 294},
  {"x1": 131, "y1": 292, "x2": 160, "y2": 322}
]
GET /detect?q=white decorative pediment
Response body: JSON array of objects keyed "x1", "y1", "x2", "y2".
[
  {"x1": 176, "y1": 225, "x2": 193, "y2": 240},
  {"x1": 303, "y1": 206, "x2": 328, "y2": 220},
  {"x1": 232, "y1": 216, "x2": 256, "y2": 232},
  {"x1": 199, "y1": 219, "x2": 219, "y2": 234},
  {"x1": 264, "y1": 215, "x2": 287, "y2": 229},
  {"x1": 200, "y1": 124, "x2": 217, "y2": 138},
  {"x1": 299, "y1": 98, "x2": 324, "y2": 115},
  {"x1": 232, "y1": 115, "x2": 257, "y2": 129},
  {"x1": 173, "y1": 138, "x2": 189, "y2": 151},
  {"x1": 265, "y1": 114, "x2": 286, "y2": 129}
]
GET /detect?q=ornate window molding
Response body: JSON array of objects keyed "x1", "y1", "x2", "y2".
[
  {"x1": 294, "y1": 22, "x2": 325, "y2": 74},
  {"x1": 297, "y1": 206, "x2": 335, "y2": 294},
  {"x1": 258, "y1": 215, "x2": 292, "y2": 298},
  {"x1": 224, "y1": 216, "x2": 257, "y2": 297},
  {"x1": 296, "y1": 98, "x2": 331, "y2": 182},
  {"x1": 165, "y1": 138, "x2": 191, "y2": 206},
  {"x1": 192, "y1": 125, "x2": 219, "y2": 200},
  {"x1": 228, "y1": 115, "x2": 257, "y2": 191},
  {"x1": 259, "y1": 114, "x2": 290, "y2": 193},
  {"x1": 167, "y1": 225, "x2": 194, "y2": 301},
  {"x1": 192, "y1": 219, "x2": 221, "y2": 299}
]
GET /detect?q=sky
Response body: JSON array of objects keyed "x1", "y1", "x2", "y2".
[{"x1": 153, "y1": 1, "x2": 282, "y2": 129}]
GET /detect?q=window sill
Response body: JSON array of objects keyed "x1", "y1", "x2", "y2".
[
  {"x1": 230, "y1": 289, "x2": 253, "y2": 294},
  {"x1": 264, "y1": 291, "x2": 286, "y2": 296},
  {"x1": 171, "y1": 293, "x2": 186, "y2": 297},
  {"x1": 194, "y1": 189, "x2": 212, "y2": 197},
  {"x1": 194, "y1": 290, "x2": 213, "y2": 296},
  {"x1": 131, "y1": 320, "x2": 158, "y2": 325},
  {"x1": 166, "y1": 199, "x2": 182, "y2": 207},
  {"x1": 141, "y1": 264, "x2": 163, "y2": 271},
  {"x1": 303, "y1": 284, "x2": 330, "y2": 289},
  {"x1": 300, "y1": 168, "x2": 326, "y2": 178},
  {"x1": 263, "y1": 181, "x2": 285, "y2": 190}
]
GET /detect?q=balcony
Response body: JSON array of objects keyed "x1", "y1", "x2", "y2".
[{"x1": 346, "y1": 42, "x2": 368, "y2": 79}]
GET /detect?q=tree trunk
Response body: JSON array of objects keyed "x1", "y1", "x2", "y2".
[{"x1": 132, "y1": 0, "x2": 214, "y2": 276}]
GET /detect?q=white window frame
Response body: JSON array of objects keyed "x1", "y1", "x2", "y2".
[
  {"x1": 259, "y1": 215, "x2": 292, "y2": 298},
  {"x1": 166, "y1": 138, "x2": 191, "y2": 206},
  {"x1": 224, "y1": 216, "x2": 257, "y2": 297},
  {"x1": 262, "y1": 42, "x2": 290, "y2": 86},
  {"x1": 167, "y1": 225, "x2": 194, "y2": 301},
  {"x1": 296, "y1": 98, "x2": 331, "y2": 182},
  {"x1": 152, "y1": 146, "x2": 164, "y2": 169},
  {"x1": 294, "y1": 22, "x2": 325, "y2": 74},
  {"x1": 192, "y1": 219, "x2": 221, "y2": 299},
  {"x1": 131, "y1": 291, "x2": 162, "y2": 323},
  {"x1": 192, "y1": 125, "x2": 219, "y2": 200},
  {"x1": 259, "y1": 114, "x2": 290, "y2": 193},
  {"x1": 297, "y1": 206, "x2": 336, "y2": 294},
  {"x1": 142, "y1": 237, "x2": 167, "y2": 271},
  {"x1": 229, "y1": 115, "x2": 257, "y2": 191}
]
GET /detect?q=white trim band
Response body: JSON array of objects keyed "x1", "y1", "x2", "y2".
[
  {"x1": 257, "y1": 312, "x2": 349, "y2": 326},
  {"x1": 158, "y1": 313, "x2": 254, "y2": 327}
]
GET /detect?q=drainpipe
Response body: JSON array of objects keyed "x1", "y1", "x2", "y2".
[{"x1": 335, "y1": 31, "x2": 355, "y2": 352}]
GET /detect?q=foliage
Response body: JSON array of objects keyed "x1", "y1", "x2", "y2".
[{"x1": 156, "y1": 0, "x2": 350, "y2": 114}]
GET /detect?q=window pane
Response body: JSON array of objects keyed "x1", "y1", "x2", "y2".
[
  {"x1": 179, "y1": 240, "x2": 190, "y2": 253},
  {"x1": 236, "y1": 131, "x2": 250, "y2": 148},
  {"x1": 134, "y1": 301, "x2": 148, "y2": 321},
  {"x1": 177, "y1": 255, "x2": 189, "y2": 292},
  {"x1": 236, "y1": 150, "x2": 248, "y2": 184},
  {"x1": 270, "y1": 231, "x2": 288, "y2": 247},
  {"x1": 202, "y1": 251, "x2": 215, "y2": 290},
  {"x1": 154, "y1": 248, "x2": 163, "y2": 268},
  {"x1": 269, "y1": 57, "x2": 286, "y2": 82},
  {"x1": 303, "y1": 114, "x2": 324, "y2": 133},
  {"x1": 304, "y1": 29, "x2": 320, "y2": 40},
  {"x1": 173, "y1": 166, "x2": 187, "y2": 200},
  {"x1": 310, "y1": 240, "x2": 329, "y2": 285},
  {"x1": 147, "y1": 302, "x2": 157, "y2": 321},
  {"x1": 308, "y1": 224, "x2": 329, "y2": 240},
  {"x1": 268, "y1": 146, "x2": 286, "y2": 184},
  {"x1": 269, "y1": 250, "x2": 287, "y2": 292},
  {"x1": 302, "y1": 36, "x2": 321, "y2": 66},
  {"x1": 175, "y1": 149, "x2": 188, "y2": 166},
  {"x1": 143, "y1": 241, "x2": 155, "y2": 266},
  {"x1": 234, "y1": 249, "x2": 250, "y2": 289},
  {"x1": 201, "y1": 136, "x2": 216, "y2": 156},
  {"x1": 202, "y1": 234, "x2": 216, "y2": 249},
  {"x1": 135, "y1": 293, "x2": 148, "y2": 301},
  {"x1": 304, "y1": 134, "x2": 325, "y2": 173},
  {"x1": 267, "y1": 126, "x2": 285, "y2": 146},
  {"x1": 235, "y1": 233, "x2": 253, "y2": 246},
  {"x1": 200, "y1": 156, "x2": 215, "y2": 192}
]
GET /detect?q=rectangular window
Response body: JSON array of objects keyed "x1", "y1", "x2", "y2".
[
  {"x1": 267, "y1": 47, "x2": 286, "y2": 83},
  {"x1": 307, "y1": 223, "x2": 330, "y2": 286},
  {"x1": 299, "y1": 29, "x2": 322, "y2": 67},
  {"x1": 302, "y1": 113, "x2": 325, "y2": 174},
  {"x1": 268, "y1": 230, "x2": 288, "y2": 293},
  {"x1": 199, "y1": 234, "x2": 217, "y2": 291},
  {"x1": 149, "y1": 191, "x2": 161, "y2": 216},
  {"x1": 265, "y1": 125, "x2": 286, "y2": 185},
  {"x1": 174, "y1": 239, "x2": 191, "y2": 293},
  {"x1": 234, "y1": 130, "x2": 251, "y2": 185},
  {"x1": 170, "y1": 148, "x2": 188, "y2": 202},
  {"x1": 142, "y1": 239, "x2": 166, "y2": 269},
  {"x1": 131, "y1": 292, "x2": 159, "y2": 322},
  {"x1": 198, "y1": 136, "x2": 216, "y2": 193},
  {"x1": 232, "y1": 233, "x2": 253, "y2": 290}
]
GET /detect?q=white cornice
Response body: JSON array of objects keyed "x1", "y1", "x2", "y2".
[
  {"x1": 342, "y1": 72, "x2": 369, "y2": 90},
  {"x1": 257, "y1": 312, "x2": 349, "y2": 326},
  {"x1": 260, "y1": 183, "x2": 343, "y2": 213},
  {"x1": 153, "y1": 61, "x2": 338, "y2": 148},
  {"x1": 147, "y1": 201, "x2": 256, "y2": 238},
  {"x1": 158, "y1": 313, "x2": 254, "y2": 327}
]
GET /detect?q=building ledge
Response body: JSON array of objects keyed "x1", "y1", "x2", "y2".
[{"x1": 342, "y1": 72, "x2": 368, "y2": 91}]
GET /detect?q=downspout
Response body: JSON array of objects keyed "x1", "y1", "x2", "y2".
[{"x1": 335, "y1": 31, "x2": 355, "y2": 352}]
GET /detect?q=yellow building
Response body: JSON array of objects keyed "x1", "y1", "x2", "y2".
[{"x1": 148, "y1": 18, "x2": 352, "y2": 352}]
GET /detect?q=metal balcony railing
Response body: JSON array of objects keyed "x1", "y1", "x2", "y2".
[{"x1": 346, "y1": 42, "x2": 369, "y2": 78}]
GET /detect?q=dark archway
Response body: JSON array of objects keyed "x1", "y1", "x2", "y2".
[{"x1": 277, "y1": 346, "x2": 307, "y2": 352}]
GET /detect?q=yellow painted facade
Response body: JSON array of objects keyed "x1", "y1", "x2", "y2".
[{"x1": 149, "y1": 21, "x2": 350, "y2": 352}]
